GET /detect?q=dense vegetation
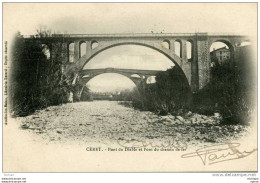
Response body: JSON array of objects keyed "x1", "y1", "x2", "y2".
[
  {"x1": 120, "y1": 48, "x2": 256, "y2": 125},
  {"x1": 119, "y1": 67, "x2": 191, "y2": 115},
  {"x1": 9, "y1": 32, "x2": 71, "y2": 116},
  {"x1": 193, "y1": 48, "x2": 256, "y2": 125}
]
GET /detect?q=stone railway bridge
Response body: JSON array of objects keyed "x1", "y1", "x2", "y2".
[
  {"x1": 80, "y1": 68, "x2": 161, "y2": 85},
  {"x1": 24, "y1": 33, "x2": 250, "y2": 101}
]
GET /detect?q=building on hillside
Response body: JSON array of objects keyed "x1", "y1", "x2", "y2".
[{"x1": 210, "y1": 46, "x2": 231, "y2": 67}]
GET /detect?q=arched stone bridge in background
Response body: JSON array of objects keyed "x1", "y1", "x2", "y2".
[
  {"x1": 79, "y1": 68, "x2": 162, "y2": 86},
  {"x1": 24, "y1": 33, "x2": 251, "y2": 101}
]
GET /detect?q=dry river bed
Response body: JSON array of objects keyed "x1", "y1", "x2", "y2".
[{"x1": 17, "y1": 101, "x2": 251, "y2": 148}]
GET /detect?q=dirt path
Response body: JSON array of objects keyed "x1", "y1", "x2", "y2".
[{"x1": 17, "y1": 101, "x2": 250, "y2": 148}]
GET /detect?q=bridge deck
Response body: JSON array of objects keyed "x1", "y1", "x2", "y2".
[{"x1": 23, "y1": 33, "x2": 248, "y2": 39}]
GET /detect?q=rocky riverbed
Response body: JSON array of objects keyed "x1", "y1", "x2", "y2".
[{"x1": 17, "y1": 101, "x2": 251, "y2": 148}]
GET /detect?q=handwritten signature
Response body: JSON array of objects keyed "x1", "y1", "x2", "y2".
[
  {"x1": 117, "y1": 138, "x2": 187, "y2": 149},
  {"x1": 181, "y1": 143, "x2": 257, "y2": 165}
]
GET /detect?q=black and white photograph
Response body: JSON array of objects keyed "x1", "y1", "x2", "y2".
[{"x1": 1, "y1": 2, "x2": 258, "y2": 179}]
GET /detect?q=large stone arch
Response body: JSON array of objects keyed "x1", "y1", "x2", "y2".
[
  {"x1": 208, "y1": 38, "x2": 236, "y2": 63},
  {"x1": 82, "y1": 42, "x2": 183, "y2": 71},
  {"x1": 65, "y1": 41, "x2": 191, "y2": 90}
]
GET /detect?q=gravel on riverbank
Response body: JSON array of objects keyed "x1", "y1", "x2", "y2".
[{"x1": 17, "y1": 101, "x2": 251, "y2": 148}]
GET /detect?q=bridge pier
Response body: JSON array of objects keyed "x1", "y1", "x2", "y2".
[
  {"x1": 131, "y1": 76, "x2": 147, "y2": 92},
  {"x1": 74, "y1": 40, "x2": 80, "y2": 61},
  {"x1": 181, "y1": 40, "x2": 187, "y2": 61},
  {"x1": 190, "y1": 37, "x2": 199, "y2": 92},
  {"x1": 196, "y1": 34, "x2": 211, "y2": 90}
]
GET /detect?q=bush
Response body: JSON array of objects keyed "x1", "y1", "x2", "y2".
[
  {"x1": 128, "y1": 66, "x2": 191, "y2": 115},
  {"x1": 124, "y1": 52, "x2": 255, "y2": 125},
  {"x1": 80, "y1": 86, "x2": 93, "y2": 101},
  {"x1": 192, "y1": 55, "x2": 256, "y2": 125}
]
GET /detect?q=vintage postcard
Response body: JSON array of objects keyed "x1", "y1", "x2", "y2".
[{"x1": 2, "y1": 2, "x2": 258, "y2": 174}]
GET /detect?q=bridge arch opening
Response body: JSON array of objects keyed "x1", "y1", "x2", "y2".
[
  {"x1": 83, "y1": 44, "x2": 175, "y2": 71},
  {"x1": 131, "y1": 74, "x2": 141, "y2": 78},
  {"x1": 83, "y1": 73, "x2": 138, "y2": 100},
  {"x1": 91, "y1": 41, "x2": 99, "y2": 49},
  {"x1": 80, "y1": 41, "x2": 87, "y2": 58},
  {"x1": 68, "y1": 42, "x2": 75, "y2": 63},
  {"x1": 79, "y1": 43, "x2": 190, "y2": 92},
  {"x1": 210, "y1": 41, "x2": 234, "y2": 68},
  {"x1": 161, "y1": 40, "x2": 170, "y2": 49},
  {"x1": 174, "y1": 40, "x2": 182, "y2": 58},
  {"x1": 186, "y1": 40, "x2": 193, "y2": 60},
  {"x1": 82, "y1": 75, "x2": 90, "y2": 78}
]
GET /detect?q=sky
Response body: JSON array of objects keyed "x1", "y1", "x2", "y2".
[
  {"x1": 87, "y1": 73, "x2": 136, "y2": 93},
  {"x1": 4, "y1": 3, "x2": 257, "y2": 93},
  {"x1": 4, "y1": 3, "x2": 257, "y2": 36}
]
